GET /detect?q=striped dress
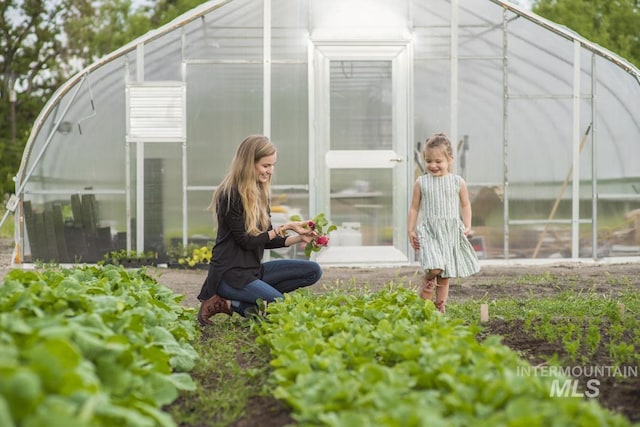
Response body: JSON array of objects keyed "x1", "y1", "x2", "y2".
[{"x1": 416, "y1": 173, "x2": 480, "y2": 278}]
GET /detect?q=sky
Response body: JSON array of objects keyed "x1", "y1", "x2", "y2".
[
  {"x1": 516, "y1": 0, "x2": 534, "y2": 9},
  {"x1": 131, "y1": 0, "x2": 153, "y2": 9}
]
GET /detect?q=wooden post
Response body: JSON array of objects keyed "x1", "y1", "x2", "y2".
[
  {"x1": 480, "y1": 304, "x2": 489, "y2": 323},
  {"x1": 532, "y1": 123, "x2": 591, "y2": 258},
  {"x1": 626, "y1": 209, "x2": 640, "y2": 244}
]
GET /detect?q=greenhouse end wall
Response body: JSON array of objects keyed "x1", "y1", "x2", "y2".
[{"x1": 9, "y1": 0, "x2": 640, "y2": 266}]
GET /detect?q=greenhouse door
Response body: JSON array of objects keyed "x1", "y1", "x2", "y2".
[{"x1": 310, "y1": 43, "x2": 412, "y2": 265}]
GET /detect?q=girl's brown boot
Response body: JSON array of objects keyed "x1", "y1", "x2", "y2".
[{"x1": 420, "y1": 275, "x2": 436, "y2": 300}]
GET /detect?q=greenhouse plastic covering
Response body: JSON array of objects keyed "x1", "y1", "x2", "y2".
[{"x1": 5, "y1": 0, "x2": 640, "y2": 266}]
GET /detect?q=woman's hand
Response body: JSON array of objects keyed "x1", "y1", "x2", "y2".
[
  {"x1": 286, "y1": 220, "x2": 317, "y2": 237},
  {"x1": 298, "y1": 232, "x2": 316, "y2": 244}
]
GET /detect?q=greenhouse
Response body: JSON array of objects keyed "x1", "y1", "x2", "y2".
[{"x1": 3, "y1": 0, "x2": 640, "y2": 266}]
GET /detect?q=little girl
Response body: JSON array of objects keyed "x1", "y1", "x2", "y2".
[{"x1": 408, "y1": 132, "x2": 480, "y2": 313}]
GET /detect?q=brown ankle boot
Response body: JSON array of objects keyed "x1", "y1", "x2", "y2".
[
  {"x1": 435, "y1": 281, "x2": 449, "y2": 314},
  {"x1": 197, "y1": 294, "x2": 232, "y2": 326}
]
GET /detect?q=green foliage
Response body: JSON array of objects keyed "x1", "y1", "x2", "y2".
[
  {"x1": 165, "y1": 273, "x2": 640, "y2": 426},
  {"x1": 1, "y1": 0, "x2": 72, "y2": 197},
  {"x1": 253, "y1": 287, "x2": 632, "y2": 426},
  {"x1": 533, "y1": 0, "x2": 640, "y2": 68},
  {"x1": 166, "y1": 241, "x2": 215, "y2": 267},
  {"x1": 0, "y1": 265, "x2": 199, "y2": 426},
  {"x1": 149, "y1": 0, "x2": 211, "y2": 27},
  {"x1": 0, "y1": 138, "x2": 24, "y2": 197},
  {"x1": 177, "y1": 245, "x2": 212, "y2": 267},
  {"x1": 101, "y1": 249, "x2": 158, "y2": 265},
  {"x1": 0, "y1": 206, "x2": 15, "y2": 239},
  {"x1": 0, "y1": 0, "x2": 207, "y2": 200},
  {"x1": 453, "y1": 288, "x2": 640, "y2": 368},
  {"x1": 514, "y1": 270, "x2": 555, "y2": 284},
  {"x1": 64, "y1": 0, "x2": 155, "y2": 65},
  {"x1": 63, "y1": 0, "x2": 212, "y2": 67},
  {"x1": 0, "y1": 0, "x2": 69, "y2": 95}
]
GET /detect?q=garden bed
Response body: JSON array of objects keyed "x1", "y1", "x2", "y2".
[
  {"x1": 1, "y1": 239, "x2": 638, "y2": 425},
  {"x1": 153, "y1": 260, "x2": 640, "y2": 426}
]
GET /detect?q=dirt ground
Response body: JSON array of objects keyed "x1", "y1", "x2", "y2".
[
  {"x1": 143, "y1": 260, "x2": 640, "y2": 307},
  {"x1": 1, "y1": 238, "x2": 638, "y2": 305},
  {"x1": 1, "y1": 238, "x2": 639, "y2": 424}
]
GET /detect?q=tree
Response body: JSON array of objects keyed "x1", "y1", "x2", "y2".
[
  {"x1": 0, "y1": 0, "x2": 72, "y2": 196},
  {"x1": 149, "y1": 0, "x2": 209, "y2": 27},
  {"x1": 63, "y1": 0, "x2": 210, "y2": 67},
  {"x1": 533, "y1": 0, "x2": 640, "y2": 68},
  {"x1": 0, "y1": 0, "x2": 213, "y2": 200},
  {"x1": 0, "y1": 0, "x2": 210, "y2": 199},
  {"x1": 63, "y1": 0, "x2": 155, "y2": 67}
]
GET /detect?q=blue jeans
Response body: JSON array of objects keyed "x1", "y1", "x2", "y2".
[{"x1": 218, "y1": 259, "x2": 322, "y2": 316}]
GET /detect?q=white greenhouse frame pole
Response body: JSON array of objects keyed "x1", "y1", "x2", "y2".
[
  {"x1": 571, "y1": 41, "x2": 581, "y2": 259},
  {"x1": 307, "y1": 40, "x2": 321, "y2": 220},
  {"x1": 124, "y1": 58, "x2": 132, "y2": 252},
  {"x1": 591, "y1": 54, "x2": 598, "y2": 259},
  {"x1": 136, "y1": 43, "x2": 146, "y2": 254},
  {"x1": 262, "y1": 0, "x2": 272, "y2": 261},
  {"x1": 450, "y1": 0, "x2": 459, "y2": 150},
  {"x1": 263, "y1": 0, "x2": 271, "y2": 138},
  {"x1": 181, "y1": 27, "x2": 188, "y2": 251},
  {"x1": 502, "y1": 9, "x2": 510, "y2": 260}
]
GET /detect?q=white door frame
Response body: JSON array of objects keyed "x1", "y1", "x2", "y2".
[{"x1": 308, "y1": 41, "x2": 413, "y2": 265}]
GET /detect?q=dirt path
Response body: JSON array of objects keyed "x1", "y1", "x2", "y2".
[
  {"x1": 144, "y1": 260, "x2": 640, "y2": 308},
  {"x1": 2, "y1": 238, "x2": 639, "y2": 305}
]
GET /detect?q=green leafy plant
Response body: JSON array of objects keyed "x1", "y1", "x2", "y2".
[
  {"x1": 0, "y1": 265, "x2": 199, "y2": 426},
  {"x1": 251, "y1": 287, "x2": 631, "y2": 426},
  {"x1": 178, "y1": 245, "x2": 213, "y2": 267},
  {"x1": 101, "y1": 249, "x2": 158, "y2": 265},
  {"x1": 290, "y1": 212, "x2": 337, "y2": 258},
  {"x1": 455, "y1": 289, "x2": 639, "y2": 368},
  {"x1": 581, "y1": 320, "x2": 601, "y2": 363},
  {"x1": 561, "y1": 323, "x2": 581, "y2": 361}
]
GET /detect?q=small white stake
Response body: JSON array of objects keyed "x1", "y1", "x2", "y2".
[{"x1": 480, "y1": 304, "x2": 489, "y2": 323}]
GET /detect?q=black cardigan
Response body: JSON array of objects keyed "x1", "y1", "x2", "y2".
[{"x1": 197, "y1": 188, "x2": 286, "y2": 301}]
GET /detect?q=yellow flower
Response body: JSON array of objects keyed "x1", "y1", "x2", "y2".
[{"x1": 177, "y1": 244, "x2": 213, "y2": 268}]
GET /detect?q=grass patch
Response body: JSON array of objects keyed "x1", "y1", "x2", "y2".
[
  {"x1": 0, "y1": 206, "x2": 13, "y2": 238},
  {"x1": 164, "y1": 315, "x2": 275, "y2": 427}
]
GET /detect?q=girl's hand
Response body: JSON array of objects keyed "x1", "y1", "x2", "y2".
[{"x1": 408, "y1": 231, "x2": 420, "y2": 250}]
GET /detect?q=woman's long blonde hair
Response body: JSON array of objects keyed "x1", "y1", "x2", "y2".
[{"x1": 211, "y1": 135, "x2": 276, "y2": 236}]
